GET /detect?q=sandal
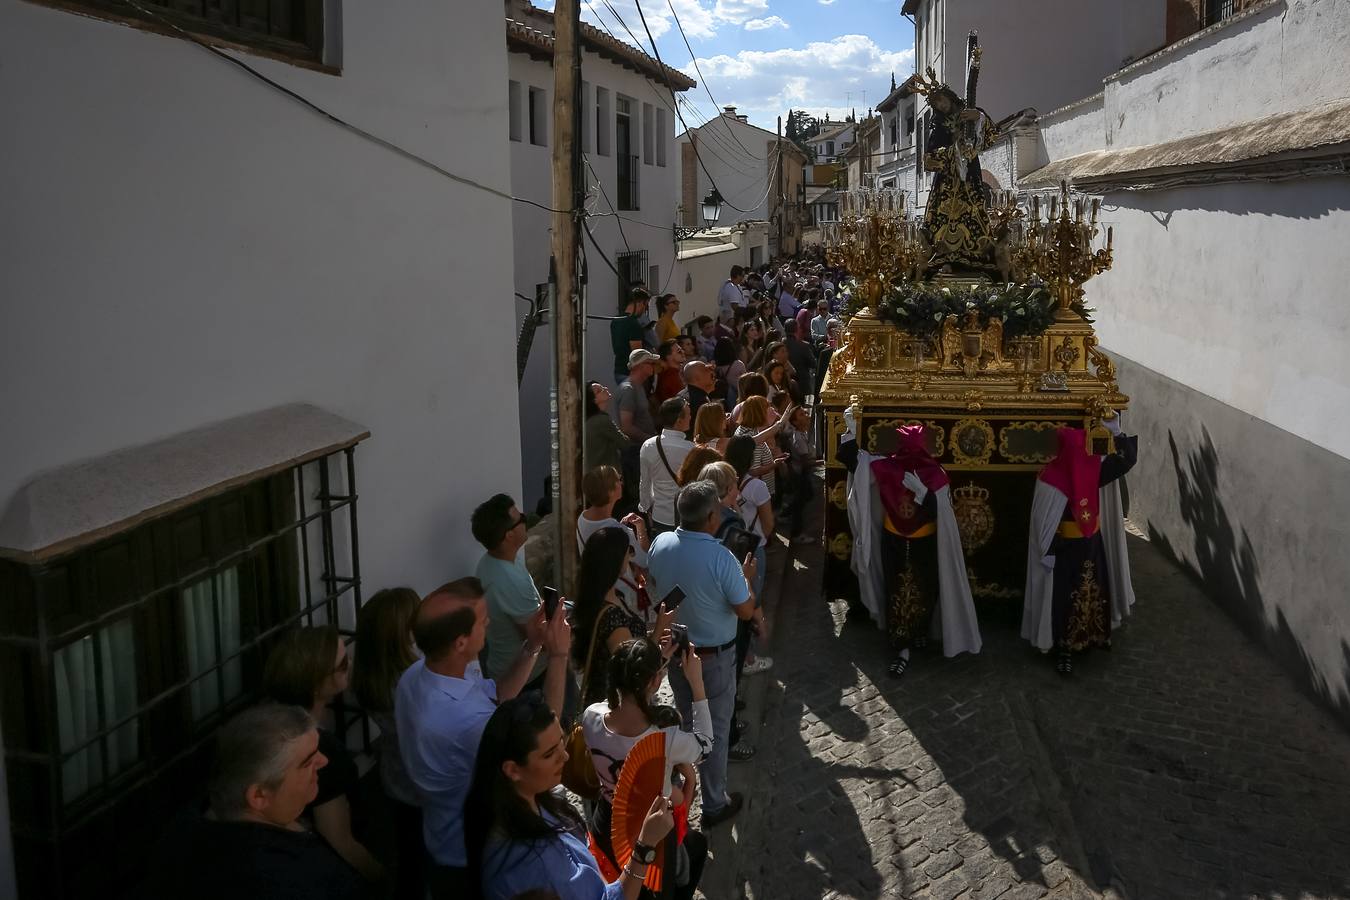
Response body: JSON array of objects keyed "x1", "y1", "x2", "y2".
[
  {"x1": 729, "y1": 742, "x2": 757, "y2": 762},
  {"x1": 887, "y1": 654, "x2": 909, "y2": 678},
  {"x1": 1055, "y1": 651, "x2": 1073, "y2": 677}
]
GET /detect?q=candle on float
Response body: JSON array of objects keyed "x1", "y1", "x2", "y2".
[{"x1": 1107, "y1": 226, "x2": 1114, "y2": 249}]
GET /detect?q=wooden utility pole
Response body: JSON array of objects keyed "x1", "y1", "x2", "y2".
[{"x1": 550, "y1": 0, "x2": 584, "y2": 597}]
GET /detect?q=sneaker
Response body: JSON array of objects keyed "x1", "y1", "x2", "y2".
[
  {"x1": 702, "y1": 792, "x2": 745, "y2": 826},
  {"x1": 741, "y1": 656, "x2": 774, "y2": 676}
]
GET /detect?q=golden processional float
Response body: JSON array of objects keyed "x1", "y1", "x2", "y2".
[{"x1": 818, "y1": 45, "x2": 1128, "y2": 608}]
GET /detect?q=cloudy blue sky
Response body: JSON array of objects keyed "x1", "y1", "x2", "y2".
[{"x1": 534, "y1": 0, "x2": 916, "y2": 132}]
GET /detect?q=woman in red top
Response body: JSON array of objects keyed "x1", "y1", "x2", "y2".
[{"x1": 652, "y1": 339, "x2": 687, "y2": 403}]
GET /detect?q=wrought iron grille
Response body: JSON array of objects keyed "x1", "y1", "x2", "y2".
[
  {"x1": 44, "y1": 0, "x2": 325, "y2": 63},
  {"x1": 616, "y1": 249, "x2": 649, "y2": 303},
  {"x1": 0, "y1": 446, "x2": 366, "y2": 899},
  {"x1": 618, "y1": 154, "x2": 641, "y2": 211}
]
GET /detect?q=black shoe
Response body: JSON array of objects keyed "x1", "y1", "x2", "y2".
[
  {"x1": 703, "y1": 792, "x2": 744, "y2": 827},
  {"x1": 1056, "y1": 651, "x2": 1073, "y2": 677},
  {"x1": 888, "y1": 654, "x2": 909, "y2": 678}
]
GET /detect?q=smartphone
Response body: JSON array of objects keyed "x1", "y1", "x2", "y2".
[
  {"x1": 670, "y1": 623, "x2": 692, "y2": 657},
  {"x1": 661, "y1": 585, "x2": 686, "y2": 612},
  {"x1": 723, "y1": 528, "x2": 760, "y2": 561},
  {"x1": 541, "y1": 586, "x2": 560, "y2": 619}
]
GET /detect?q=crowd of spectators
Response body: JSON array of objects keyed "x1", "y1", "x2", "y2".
[{"x1": 149, "y1": 254, "x2": 846, "y2": 900}]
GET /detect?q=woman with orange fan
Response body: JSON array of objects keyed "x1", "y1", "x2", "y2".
[
  {"x1": 464, "y1": 692, "x2": 675, "y2": 900},
  {"x1": 581, "y1": 639, "x2": 710, "y2": 900}
]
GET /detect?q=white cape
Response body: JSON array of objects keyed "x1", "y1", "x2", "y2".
[
  {"x1": 1021, "y1": 480, "x2": 1135, "y2": 651},
  {"x1": 847, "y1": 440, "x2": 981, "y2": 657}
]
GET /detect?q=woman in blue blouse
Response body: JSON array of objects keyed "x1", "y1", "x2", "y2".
[{"x1": 464, "y1": 692, "x2": 675, "y2": 900}]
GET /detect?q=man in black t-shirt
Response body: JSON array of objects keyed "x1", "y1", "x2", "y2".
[{"x1": 145, "y1": 704, "x2": 364, "y2": 900}]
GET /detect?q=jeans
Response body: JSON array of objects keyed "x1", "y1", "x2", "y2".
[{"x1": 668, "y1": 645, "x2": 736, "y2": 815}]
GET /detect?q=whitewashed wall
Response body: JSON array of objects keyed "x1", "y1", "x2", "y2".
[
  {"x1": 674, "y1": 223, "x2": 771, "y2": 326},
  {"x1": 0, "y1": 4, "x2": 520, "y2": 604},
  {"x1": 680, "y1": 116, "x2": 777, "y2": 227},
  {"x1": 509, "y1": 48, "x2": 683, "y2": 510},
  {"x1": 0, "y1": 0, "x2": 522, "y2": 889},
  {"x1": 1104, "y1": 0, "x2": 1350, "y2": 150}
]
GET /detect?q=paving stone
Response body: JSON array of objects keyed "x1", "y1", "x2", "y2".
[{"x1": 699, "y1": 507, "x2": 1350, "y2": 900}]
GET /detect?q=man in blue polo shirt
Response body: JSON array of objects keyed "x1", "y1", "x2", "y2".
[{"x1": 646, "y1": 480, "x2": 760, "y2": 827}]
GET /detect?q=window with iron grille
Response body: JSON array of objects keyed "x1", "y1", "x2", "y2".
[
  {"x1": 616, "y1": 250, "x2": 649, "y2": 305},
  {"x1": 0, "y1": 448, "x2": 366, "y2": 899},
  {"x1": 1205, "y1": 0, "x2": 1238, "y2": 25},
  {"x1": 32, "y1": 0, "x2": 326, "y2": 66}
]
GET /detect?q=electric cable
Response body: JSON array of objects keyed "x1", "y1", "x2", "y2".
[
  {"x1": 664, "y1": 0, "x2": 757, "y2": 158},
  {"x1": 121, "y1": 0, "x2": 575, "y2": 216}
]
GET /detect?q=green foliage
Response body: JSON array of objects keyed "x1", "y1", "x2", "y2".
[{"x1": 843, "y1": 279, "x2": 1060, "y2": 342}]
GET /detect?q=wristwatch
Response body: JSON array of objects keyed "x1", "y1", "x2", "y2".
[{"x1": 632, "y1": 842, "x2": 658, "y2": 865}]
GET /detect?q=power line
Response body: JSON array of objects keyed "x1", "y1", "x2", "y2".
[
  {"x1": 628, "y1": 0, "x2": 762, "y2": 213},
  {"x1": 121, "y1": 0, "x2": 576, "y2": 216},
  {"x1": 664, "y1": 0, "x2": 756, "y2": 159}
]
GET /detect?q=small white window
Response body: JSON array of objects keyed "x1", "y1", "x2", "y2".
[
  {"x1": 55, "y1": 618, "x2": 139, "y2": 803},
  {"x1": 529, "y1": 86, "x2": 547, "y2": 147},
  {"x1": 656, "y1": 108, "x2": 668, "y2": 167},
  {"x1": 643, "y1": 102, "x2": 655, "y2": 165},
  {"x1": 181, "y1": 568, "x2": 244, "y2": 721},
  {"x1": 508, "y1": 81, "x2": 523, "y2": 143},
  {"x1": 596, "y1": 87, "x2": 612, "y2": 156}
]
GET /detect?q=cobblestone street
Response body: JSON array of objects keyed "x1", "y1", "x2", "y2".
[{"x1": 700, "y1": 521, "x2": 1350, "y2": 899}]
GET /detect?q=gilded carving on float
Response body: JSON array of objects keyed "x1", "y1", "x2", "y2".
[
  {"x1": 818, "y1": 36, "x2": 1130, "y2": 600},
  {"x1": 998, "y1": 421, "x2": 1065, "y2": 464},
  {"x1": 950, "y1": 418, "x2": 995, "y2": 466},
  {"x1": 951, "y1": 482, "x2": 996, "y2": 555},
  {"x1": 829, "y1": 480, "x2": 849, "y2": 510}
]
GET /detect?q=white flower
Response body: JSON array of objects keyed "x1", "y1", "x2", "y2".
[
  {"x1": 966, "y1": 300, "x2": 975, "y2": 308},
  {"x1": 941, "y1": 287, "x2": 951, "y2": 295},
  {"x1": 933, "y1": 312, "x2": 944, "y2": 321},
  {"x1": 1015, "y1": 308, "x2": 1025, "y2": 316}
]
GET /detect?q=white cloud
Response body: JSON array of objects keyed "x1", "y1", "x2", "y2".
[
  {"x1": 744, "y1": 14, "x2": 788, "y2": 30},
  {"x1": 818, "y1": 0, "x2": 839, "y2": 4},
  {"x1": 712, "y1": 0, "x2": 768, "y2": 24},
  {"x1": 681, "y1": 34, "x2": 914, "y2": 128}
]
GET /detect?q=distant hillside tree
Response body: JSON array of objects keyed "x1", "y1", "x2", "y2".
[{"x1": 785, "y1": 109, "x2": 820, "y2": 161}]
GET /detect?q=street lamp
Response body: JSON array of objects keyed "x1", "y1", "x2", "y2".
[{"x1": 674, "y1": 189, "x2": 724, "y2": 241}]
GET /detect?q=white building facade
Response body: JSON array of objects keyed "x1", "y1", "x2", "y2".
[
  {"x1": 505, "y1": 1, "x2": 694, "y2": 510},
  {"x1": 0, "y1": 1, "x2": 521, "y2": 895},
  {"x1": 679, "y1": 108, "x2": 808, "y2": 260}
]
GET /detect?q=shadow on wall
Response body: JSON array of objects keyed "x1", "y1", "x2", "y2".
[{"x1": 1148, "y1": 425, "x2": 1350, "y2": 728}]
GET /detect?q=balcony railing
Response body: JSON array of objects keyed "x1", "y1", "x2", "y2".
[{"x1": 617, "y1": 154, "x2": 640, "y2": 211}]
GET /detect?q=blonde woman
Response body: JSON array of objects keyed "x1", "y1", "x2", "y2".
[{"x1": 693, "y1": 401, "x2": 731, "y2": 455}]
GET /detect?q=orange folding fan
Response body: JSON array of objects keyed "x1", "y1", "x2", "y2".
[{"x1": 610, "y1": 731, "x2": 668, "y2": 893}]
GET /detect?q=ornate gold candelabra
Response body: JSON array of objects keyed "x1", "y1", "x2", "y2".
[
  {"x1": 825, "y1": 189, "x2": 922, "y2": 310},
  {"x1": 1016, "y1": 180, "x2": 1113, "y2": 322}
]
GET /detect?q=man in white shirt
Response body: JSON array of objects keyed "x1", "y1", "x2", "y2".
[
  {"x1": 777, "y1": 281, "x2": 803, "y2": 320},
  {"x1": 810, "y1": 299, "x2": 835, "y2": 342},
  {"x1": 717, "y1": 265, "x2": 747, "y2": 324},
  {"x1": 639, "y1": 397, "x2": 694, "y2": 533}
]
